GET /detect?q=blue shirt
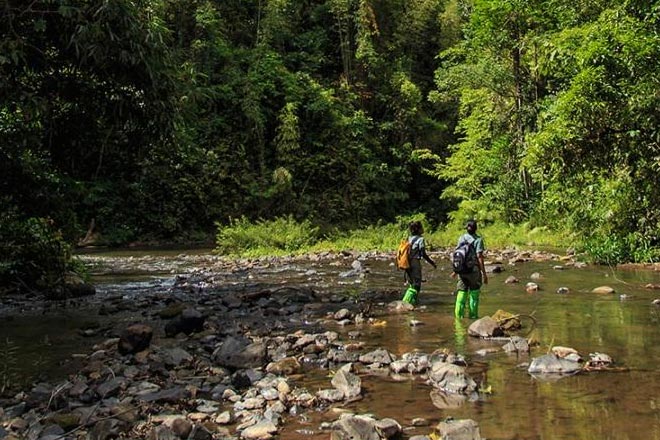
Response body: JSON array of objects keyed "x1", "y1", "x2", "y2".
[{"x1": 408, "y1": 235, "x2": 425, "y2": 259}]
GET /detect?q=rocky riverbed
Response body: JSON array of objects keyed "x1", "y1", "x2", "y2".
[{"x1": 1, "y1": 248, "x2": 659, "y2": 440}]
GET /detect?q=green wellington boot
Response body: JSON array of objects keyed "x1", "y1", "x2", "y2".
[{"x1": 454, "y1": 290, "x2": 467, "y2": 318}]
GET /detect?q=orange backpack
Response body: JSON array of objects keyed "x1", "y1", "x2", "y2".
[{"x1": 395, "y1": 238, "x2": 412, "y2": 270}]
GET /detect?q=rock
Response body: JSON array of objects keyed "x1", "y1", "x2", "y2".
[
  {"x1": 358, "y1": 349, "x2": 396, "y2": 365},
  {"x1": 374, "y1": 418, "x2": 401, "y2": 438},
  {"x1": 214, "y1": 336, "x2": 268, "y2": 369},
  {"x1": 586, "y1": 352, "x2": 613, "y2": 369},
  {"x1": 162, "y1": 347, "x2": 193, "y2": 367},
  {"x1": 525, "y1": 282, "x2": 539, "y2": 293},
  {"x1": 556, "y1": 287, "x2": 570, "y2": 294},
  {"x1": 528, "y1": 354, "x2": 581, "y2": 375},
  {"x1": 334, "y1": 308, "x2": 351, "y2": 320},
  {"x1": 171, "y1": 418, "x2": 193, "y2": 438},
  {"x1": 551, "y1": 346, "x2": 580, "y2": 359},
  {"x1": 491, "y1": 310, "x2": 521, "y2": 331},
  {"x1": 645, "y1": 283, "x2": 660, "y2": 290},
  {"x1": 157, "y1": 302, "x2": 187, "y2": 319},
  {"x1": 592, "y1": 286, "x2": 615, "y2": 294},
  {"x1": 428, "y1": 363, "x2": 477, "y2": 394},
  {"x1": 165, "y1": 308, "x2": 206, "y2": 337},
  {"x1": 266, "y1": 357, "x2": 302, "y2": 376},
  {"x1": 241, "y1": 420, "x2": 278, "y2": 439},
  {"x1": 330, "y1": 414, "x2": 380, "y2": 440},
  {"x1": 317, "y1": 389, "x2": 345, "y2": 402},
  {"x1": 148, "y1": 425, "x2": 179, "y2": 440},
  {"x1": 388, "y1": 300, "x2": 415, "y2": 312},
  {"x1": 502, "y1": 336, "x2": 529, "y2": 353},
  {"x1": 139, "y1": 387, "x2": 190, "y2": 403},
  {"x1": 118, "y1": 324, "x2": 153, "y2": 355},
  {"x1": 434, "y1": 419, "x2": 481, "y2": 440},
  {"x1": 467, "y1": 317, "x2": 504, "y2": 338},
  {"x1": 504, "y1": 276, "x2": 519, "y2": 284},
  {"x1": 87, "y1": 418, "x2": 124, "y2": 440},
  {"x1": 331, "y1": 363, "x2": 362, "y2": 399},
  {"x1": 530, "y1": 272, "x2": 542, "y2": 280},
  {"x1": 484, "y1": 264, "x2": 504, "y2": 274},
  {"x1": 653, "y1": 298, "x2": 660, "y2": 305}
]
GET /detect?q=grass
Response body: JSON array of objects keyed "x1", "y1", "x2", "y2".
[{"x1": 214, "y1": 215, "x2": 574, "y2": 257}]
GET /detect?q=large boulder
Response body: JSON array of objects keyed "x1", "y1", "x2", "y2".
[{"x1": 330, "y1": 414, "x2": 381, "y2": 440}]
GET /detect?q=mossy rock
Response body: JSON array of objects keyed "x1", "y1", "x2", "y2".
[
  {"x1": 47, "y1": 412, "x2": 81, "y2": 430},
  {"x1": 158, "y1": 302, "x2": 187, "y2": 319},
  {"x1": 491, "y1": 309, "x2": 521, "y2": 331}
]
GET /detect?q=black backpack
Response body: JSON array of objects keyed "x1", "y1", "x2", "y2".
[{"x1": 452, "y1": 240, "x2": 476, "y2": 274}]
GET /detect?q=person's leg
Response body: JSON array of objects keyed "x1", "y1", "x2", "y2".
[
  {"x1": 465, "y1": 270, "x2": 483, "y2": 319},
  {"x1": 403, "y1": 260, "x2": 422, "y2": 304},
  {"x1": 403, "y1": 285, "x2": 418, "y2": 304},
  {"x1": 454, "y1": 290, "x2": 467, "y2": 318},
  {"x1": 468, "y1": 290, "x2": 480, "y2": 319},
  {"x1": 454, "y1": 276, "x2": 468, "y2": 318}
]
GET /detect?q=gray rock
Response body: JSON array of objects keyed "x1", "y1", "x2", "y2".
[
  {"x1": 528, "y1": 354, "x2": 581, "y2": 375},
  {"x1": 241, "y1": 420, "x2": 278, "y2": 439},
  {"x1": 359, "y1": 349, "x2": 396, "y2": 365},
  {"x1": 434, "y1": 418, "x2": 481, "y2": 440},
  {"x1": 331, "y1": 364, "x2": 362, "y2": 399},
  {"x1": 162, "y1": 347, "x2": 193, "y2": 367},
  {"x1": 374, "y1": 418, "x2": 401, "y2": 439},
  {"x1": 502, "y1": 336, "x2": 530, "y2": 353},
  {"x1": 467, "y1": 317, "x2": 504, "y2": 338},
  {"x1": 331, "y1": 414, "x2": 381, "y2": 440},
  {"x1": 214, "y1": 336, "x2": 267, "y2": 369},
  {"x1": 428, "y1": 363, "x2": 477, "y2": 394}
]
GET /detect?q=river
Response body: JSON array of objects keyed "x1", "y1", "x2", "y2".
[{"x1": 1, "y1": 248, "x2": 659, "y2": 439}]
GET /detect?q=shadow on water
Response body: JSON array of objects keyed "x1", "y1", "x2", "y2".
[{"x1": 1, "y1": 249, "x2": 659, "y2": 439}]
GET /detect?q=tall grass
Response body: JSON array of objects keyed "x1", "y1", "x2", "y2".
[{"x1": 214, "y1": 215, "x2": 574, "y2": 257}]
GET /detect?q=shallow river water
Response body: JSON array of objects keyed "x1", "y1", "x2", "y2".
[{"x1": 1, "y1": 248, "x2": 659, "y2": 439}]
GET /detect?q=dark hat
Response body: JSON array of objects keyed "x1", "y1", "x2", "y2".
[{"x1": 466, "y1": 219, "x2": 477, "y2": 231}]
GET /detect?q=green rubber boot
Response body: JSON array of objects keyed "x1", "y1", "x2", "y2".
[
  {"x1": 468, "y1": 289, "x2": 480, "y2": 319},
  {"x1": 454, "y1": 290, "x2": 467, "y2": 318},
  {"x1": 402, "y1": 286, "x2": 418, "y2": 305}
]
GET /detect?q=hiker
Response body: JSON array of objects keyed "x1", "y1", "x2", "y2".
[
  {"x1": 452, "y1": 219, "x2": 488, "y2": 318},
  {"x1": 402, "y1": 221, "x2": 437, "y2": 304}
]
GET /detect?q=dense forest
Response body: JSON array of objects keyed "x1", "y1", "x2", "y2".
[{"x1": 1, "y1": 0, "x2": 659, "y2": 293}]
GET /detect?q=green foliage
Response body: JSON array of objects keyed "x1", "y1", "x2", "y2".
[
  {"x1": 215, "y1": 216, "x2": 320, "y2": 256},
  {"x1": 581, "y1": 232, "x2": 660, "y2": 265},
  {"x1": 4, "y1": 0, "x2": 660, "y2": 274},
  {"x1": 0, "y1": 212, "x2": 76, "y2": 296}
]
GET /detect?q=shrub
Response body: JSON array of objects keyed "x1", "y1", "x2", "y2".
[
  {"x1": 0, "y1": 212, "x2": 77, "y2": 297},
  {"x1": 215, "y1": 216, "x2": 320, "y2": 256}
]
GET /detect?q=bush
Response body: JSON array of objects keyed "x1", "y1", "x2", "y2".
[
  {"x1": 215, "y1": 216, "x2": 320, "y2": 256},
  {"x1": 581, "y1": 232, "x2": 660, "y2": 265},
  {"x1": 0, "y1": 212, "x2": 77, "y2": 296}
]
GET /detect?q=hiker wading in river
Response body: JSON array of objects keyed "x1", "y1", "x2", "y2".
[{"x1": 451, "y1": 219, "x2": 488, "y2": 318}]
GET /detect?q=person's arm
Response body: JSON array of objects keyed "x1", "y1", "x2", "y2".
[
  {"x1": 477, "y1": 252, "x2": 488, "y2": 284},
  {"x1": 422, "y1": 249, "x2": 436, "y2": 268},
  {"x1": 419, "y1": 238, "x2": 436, "y2": 268}
]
